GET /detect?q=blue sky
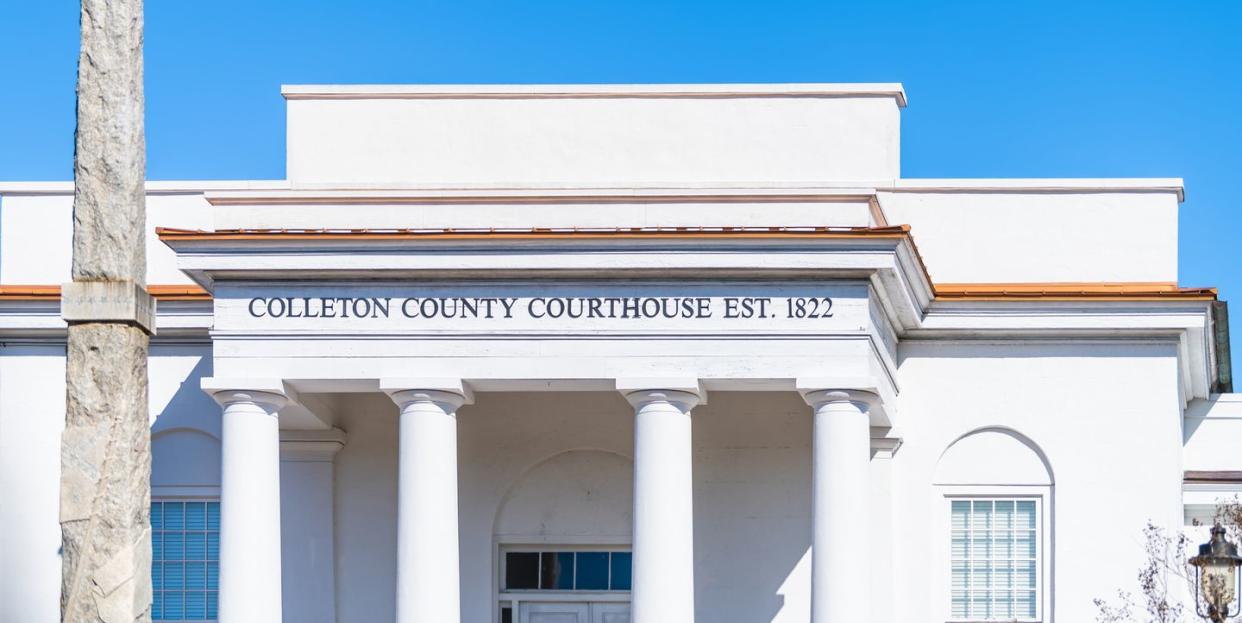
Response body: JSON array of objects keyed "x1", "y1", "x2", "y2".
[{"x1": 1, "y1": 1, "x2": 1238, "y2": 308}]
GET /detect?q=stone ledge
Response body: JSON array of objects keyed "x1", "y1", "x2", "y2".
[{"x1": 60, "y1": 281, "x2": 156, "y2": 333}]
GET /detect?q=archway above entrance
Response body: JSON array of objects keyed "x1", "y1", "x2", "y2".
[{"x1": 496, "y1": 450, "x2": 634, "y2": 542}]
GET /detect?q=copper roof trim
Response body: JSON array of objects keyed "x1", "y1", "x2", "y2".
[
  {"x1": 0, "y1": 285, "x2": 210, "y2": 302},
  {"x1": 1185, "y1": 471, "x2": 1242, "y2": 484},
  {"x1": 0, "y1": 281, "x2": 1217, "y2": 303},
  {"x1": 936, "y1": 282, "x2": 1217, "y2": 301}
]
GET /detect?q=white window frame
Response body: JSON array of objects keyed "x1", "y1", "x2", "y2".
[
  {"x1": 935, "y1": 485, "x2": 1052, "y2": 623},
  {"x1": 151, "y1": 495, "x2": 221, "y2": 623}
]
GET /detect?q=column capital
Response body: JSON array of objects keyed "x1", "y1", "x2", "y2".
[
  {"x1": 616, "y1": 378, "x2": 705, "y2": 410},
  {"x1": 797, "y1": 387, "x2": 879, "y2": 411},
  {"x1": 380, "y1": 378, "x2": 474, "y2": 410},
  {"x1": 201, "y1": 377, "x2": 290, "y2": 410}
]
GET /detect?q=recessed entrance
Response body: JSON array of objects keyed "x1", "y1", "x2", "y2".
[
  {"x1": 495, "y1": 449, "x2": 635, "y2": 622},
  {"x1": 498, "y1": 549, "x2": 632, "y2": 623}
]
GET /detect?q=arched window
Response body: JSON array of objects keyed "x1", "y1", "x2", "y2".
[
  {"x1": 934, "y1": 428, "x2": 1053, "y2": 623},
  {"x1": 150, "y1": 428, "x2": 222, "y2": 621}
]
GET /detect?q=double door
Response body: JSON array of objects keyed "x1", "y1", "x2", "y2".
[{"x1": 520, "y1": 602, "x2": 630, "y2": 623}]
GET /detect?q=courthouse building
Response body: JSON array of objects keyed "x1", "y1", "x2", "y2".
[{"x1": 2, "y1": 83, "x2": 1241, "y2": 623}]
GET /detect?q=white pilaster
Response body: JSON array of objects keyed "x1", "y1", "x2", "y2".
[
  {"x1": 202, "y1": 381, "x2": 289, "y2": 623},
  {"x1": 280, "y1": 429, "x2": 346, "y2": 623},
  {"x1": 800, "y1": 388, "x2": 876, "y2": 623},
  {"x1": 618, "y1": 380, "x2": 704, "y2": 623},
  {"x1": 381, "y1": 379, "x2": 472, "y2": 623}
]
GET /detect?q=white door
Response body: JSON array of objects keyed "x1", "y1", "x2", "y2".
[
  {"x1": 591, "y1": 603, "x2": 630, "y2": 623},
  {"x1": 521, "y1": 602, "x2": 588, "y2": 623},
  {"x1": 518, "y1": 602, "x2": 629, "y2": 623}
]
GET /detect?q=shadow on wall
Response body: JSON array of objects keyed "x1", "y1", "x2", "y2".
[
  {"x1": 150, "y1": 349, "x2": 222, "y2": 489},
  {"x1": 694, "y1": 392, "x2": 813, "y2": 622},
  {"x1": 149, "y1": 350, "x2": 216, "y2": 436},
  {"x1": 151, "y1": 428, "x2": 221, "y2": 489}
]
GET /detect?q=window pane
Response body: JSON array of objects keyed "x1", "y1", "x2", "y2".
[
  {"x1": 207, "y1": 532, "x2": 220, "y2": 560},
  {"x1": 1016, "y1": 531, "x2": 1036, "y2": 559},
  {"x1": 152, "y1": 563, "x2": 163, "y2": 590},
  {"x1": 206, "y1": 503, "x2": 220, "y2": 530},
  {"x1": 576, "y1": 552, "x2": 609, "y2": 590},
  {"x1": 1016, "y1": 560, "x2": 1036, "y2": 590},
  {"x1": 186, "y1": 562, "x2": 206, "y2": 590},
  {"x1": 540, "y1": 552, "x2": 574, "y2": 590},
  {"x1": 971, "y1": 500, "x2": 992, "y2": 531},
  {"x1": 951, "y1": 563, "x2": 968, "y2": 590},
  {"x1": 164, "y1": 503, "x2": 184, "y2": 531},
  {"x1": 185, "y1": 502, "x2": 206, "y2": 530},
  {"x1": 951, "y1": 531, "x2": 969, "y2": 559},
  {"x1": 501, "y1": 605, "x2": 513, "y2": 623},
  {"x1": 185, "y1": 533, "x2": 206, "y2": 561},
  {"x1": 151, "y1": 592, "x2": 162, "y2": 619},
  {"x1": 207, "y1": 591, "x2": 218, "y2": 619},
  {"x1": 971, "y1": 562, "x2": 992, "y2": 588},
  {"x1": 185, "y1": 591, "x2": 207, "y2": 619},
  {"x1": 207, "y1": 562, "x2": 218, "y2": 590},
  {"x1": 995, "y1": 561, "x2": 1014, "y2": 589},
  {"x1": 164, "y1": 533, "x2": 184, "y2": 561},
  {"x1": 1015, "y1": 501, "x2": 1036, "y2": 530},
  {"x1": 163, "y1": 592, "x2": 183, "y2": 620},
  {"x1": 995, "y1": 591, "x2": 1014, "y2": 619},
  {"x1": 152, "y1": 532, "x2": 163, "y2": 561},
  {"x1": 951, "y1": 591, "x2": 968, "y2": 618},
  {"x1": 150, "y1": 503, "x2": 163, "y2": 529},
  {"x1": 970, "y1": 535, "x2": 991, "y2": 559},
  {"x1": 1016, "y1": 590, "x2": 1037, "y2": 617},
  {"x1": 610, "y1": 552, "x2": 632, "y2": 591},
  {"x1": 995, "y1": 532, "x2": 1014, "y2": 560},
  {"x1": 505, "y1": 552, "x2": 539, "y2": 590},
  {"x1": 971, "y1": 591, "x2": 992, "y2": 619},
  {"x1": 994, "y1": 501, "x2": 1014, "y2": 530},
  {"x1": 164, "y1": 563, "x2": 184, "y2": 590},
  {"x1": 951, "y1": 501, "x2": 970, "y2": 530}
]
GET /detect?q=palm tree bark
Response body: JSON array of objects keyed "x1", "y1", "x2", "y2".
[{"x1": 60, "y1": 0, "x2": 152, "y2": 621}]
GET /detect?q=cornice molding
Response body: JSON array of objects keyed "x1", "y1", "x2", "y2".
[
  {"x1": 280, "y1": 428, "x2": 347, "y2": 462},
  {"x1": 203, "y1": 188, "x2": 878, "y2": 206}
]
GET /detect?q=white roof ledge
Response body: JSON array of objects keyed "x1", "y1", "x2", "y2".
[
  {"x1": 280, "y1": 83, "x2": 909, "y2": 107},
  {"x1": 0, "y1": 180, "x2": 289, "y2": 196},
  {"x1": 890, "y1": 178, "x2": 1186, "y2": 202}
]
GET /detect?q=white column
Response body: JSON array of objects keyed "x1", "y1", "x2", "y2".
[
  {"x1": 382, "y1": 382, "x2": 471, "y2": 623},
  {"x1": 801, "y1": 389, "x2": 875, "y2": 623},
  {"x1": 206, "y1": 386, "x2": 289, "y2": 623},
  {"x1": 621, "y1": 385, "x2": 702, "y2": 623}
]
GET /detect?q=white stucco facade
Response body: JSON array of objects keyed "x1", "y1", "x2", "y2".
[{"x1": 0, "y1": 83, "x2": 1236, "y2": 623}]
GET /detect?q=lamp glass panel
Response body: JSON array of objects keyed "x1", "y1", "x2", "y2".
[{"x1": 1203, "y1": 560, "x2": 1238, "y2": 610}]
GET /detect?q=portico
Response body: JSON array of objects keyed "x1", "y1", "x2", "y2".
[
  {"x1": 199, "y1": 376, "x2": 893, "y2": 623},
  {"x1": 161, "y1": 199, "x2": 924, "y2": 623}
]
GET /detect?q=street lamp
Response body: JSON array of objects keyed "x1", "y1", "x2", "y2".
[{"x1": 1190, "y1": 525, "x2": 1242, "y2": 622}]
